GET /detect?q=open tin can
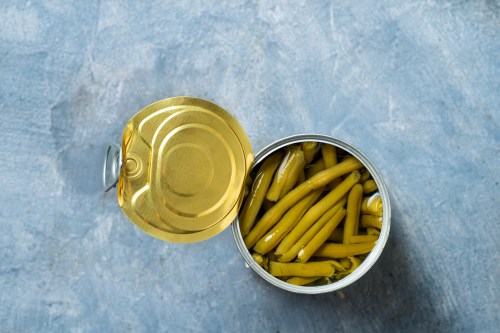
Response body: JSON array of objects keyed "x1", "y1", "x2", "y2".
[{"x1": 103, "y1": 97, "x2": 391, "y2": 294}]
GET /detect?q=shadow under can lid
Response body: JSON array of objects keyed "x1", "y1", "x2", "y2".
[{"x1": 116, "y1": 97, "x2": 254, "y2": 243}]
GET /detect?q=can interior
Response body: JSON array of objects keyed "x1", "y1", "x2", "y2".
[{"x1": 232, "y1": 134, "x2": 391, "y2": 294}]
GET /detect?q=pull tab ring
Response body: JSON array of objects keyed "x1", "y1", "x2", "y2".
[{"x1": 103, "y1": 142, "x2": 122, "y2": 192}]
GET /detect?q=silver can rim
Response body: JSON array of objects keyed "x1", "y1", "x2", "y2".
[{"x1": 231, "y1": 134, "x2": 391, "y2": 294}]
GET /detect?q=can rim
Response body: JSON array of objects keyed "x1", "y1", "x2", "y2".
[{"x1": 231, "y1": 134, "x2": 391, "y2": 294}]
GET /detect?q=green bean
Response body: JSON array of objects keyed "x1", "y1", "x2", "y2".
[
  {"x1": 278, "y1": 150, "x2": 306, "y2": 199},
  {"x1": 243, "y1": 157, "x2": 363, "y2": 248},
  {"x1": 361, "y1": 195, "x2": 383, "y2": 216},
  {"x1": 343, "y1": 184, "x2": 363, "y2": 244},
  {"x1": 310, "y1": 158, "x2": 361, "y2": 189},
  {"x1": 349, "y1": 235, "x2": 378, "y2": 244},
  {"x1": 321, "y1": 144, "x2": 341, "y2": 188},
  {"x1": 269, "y1": 261, "x2": 336, "y2": 277},
  {"x1": 253, "y1": 189, "x2": 323, "y2": 255},
  {"x1": 322, "y1": 144, "x2": 337, "y2": 168},
  {"x1": 366, "y1": 227, "x2": 380, "y2": 237},
  {"x1": 360, "y1": 169, "x2": 371, "y2": 182},
  {"x1": 362, "y1": 180, "x2": 377, "y2": 193},
  {"x1": 339, "y1": 258, "x2": 352, "y2": 269},
  {"x1": 286, "y1": 276, "x2": 322, "y2": 286},
  {"x1": 274, "y1": 171, "x2": 360, "y2": 254},
  {"x1": 266, "y1": 146, "x2": 304, "y2": 202},
  {"x1": 301, "y1": 142, "x2": 318, "y2": 164},
  {"x1": 277, "y1": 198, "x2": 347, "y2": 262},
  {"x1": 296, "y1": 208, "x2": 347, "y2": 263},
  {"x1": 239, "y1": 152, "x2": 283, "y2": 236},
  {"x1": 335, "y1": 256, "x2": 361, "y2": 279},
  {"x1": 305, "y1": 158, "x2": 325, "y2": 179},
  {"x1": 320, "y1": 260, "x2": 346, "y2": 272},
  {"x1": 361, "y1": 214, "x2": 382, "y2": 229},
  {"x1": 313, "y1": 242, "x2": 375, "y2": 258},
  {"x1": 252, "y1": 253, "x2": 265, "y2": 267}
]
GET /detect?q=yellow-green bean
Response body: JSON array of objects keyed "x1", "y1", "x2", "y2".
[
  {"x1": 286, "y1": 276, "x2": 322, "y2": 286},
  {"x1": 313, "y1": 242, "x2": 375, "y2": 258},
  {"x1": 239, "y1": 152, "x2": 283, "y2": 236},
  {"x1": 335, "y1": 256, "x2": 361, "y2": 279},
  {"x1": 321, "y1": 144, "x2": 338, "y2": 168},
  {"x1": 274, "y1": 171, "x2": 360, "y2": 254},
  {"x1": 361, "y1": 195, "x2": 383, "y2": 216},
  {"x1": 252, "y1": 253, "x2": 265, "y2": 267},
  {"x1": 320, "y1": 260, "x2": 346, "y2": 272},
  {"x1": 360, "y1": 169, "x2": 371, "y2": 182},
  {"x1": 253, "y1": 189, "x2": 323, "y2": 255},
  {"x1": 310, "y1": 158, "x2": 361, "y2": 191},
  {"x1": 349, "y1": 235, "x2": 379, "y2": 244},
  {"x1": 266, "y1": 146, "x2": 304, "y2": 202},
  {"x1": 339, "y1": 258, "x2": 352, "y2": 269},
  {"x1": 361, "y1": 214, "x2": 382, "y2": 229},
  {"x1": 343, "y1": 184, "x2": 363, "y2": 244},
  {"x1": 305, "y1": 158, "x2": 325, "y2": 179},
  {"x1": 278, "y1": 150, "x2": 306, "y2": 199},
  {"x1": 296, "y1": 208, "x2": 347, "y2": 263},
  {"x1": 269, "y1": 261, "x2": 336, "y2": 277},
  {"x1": 278, "y1": 198, "x2": 347, "y2": 262},
  {"x1": 243, "y1": 156, "x2": 363, "y2": 249},
  {"x1": 322, "y1": 144, "x2": 341, "y2": 188},
  {"x1": 301, "y1": 142, "x2": 318, "y2": 164},
  {"x1": 362, "y1": 180, "x2": 377, "y2": 193},
  {"x1": 366, "y1": 227, "x2": 380, "y2": 237}
]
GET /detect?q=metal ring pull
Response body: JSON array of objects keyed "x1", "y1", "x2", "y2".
[{"x1": 103, "y1": 142, "x2": 122, "y2": 192}]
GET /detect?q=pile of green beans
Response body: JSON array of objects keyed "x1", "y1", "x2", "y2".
[{"x1": 239, "y1": 142, "x2": 383, "y2": 286}]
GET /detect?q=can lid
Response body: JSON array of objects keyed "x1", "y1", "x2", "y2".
[{"x1": 117, "y1": 97, "x2": 254, "y2": 242}]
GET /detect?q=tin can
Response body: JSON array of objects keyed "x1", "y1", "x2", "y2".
[
  {"x1": 232, "y1": 134, "x2": 391, "y2": 294},
  {"x1": 103, "y1": 97, "x2": 391, "y2": 294}
]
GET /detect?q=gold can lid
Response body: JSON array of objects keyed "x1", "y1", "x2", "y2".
[{"x1": 117, "y1": 97, "x2": 254, "y2": 242}]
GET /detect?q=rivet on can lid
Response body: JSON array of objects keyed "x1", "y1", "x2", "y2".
[
  {"x1": 116, "y1": 97, "x2": 253, "y2": 243},
  {"x1": 124, "y1": 155, "x2": 142, "y2": 178}
]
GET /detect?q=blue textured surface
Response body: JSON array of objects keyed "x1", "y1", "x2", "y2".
[{"x1": 1, "y1": 1, "x2": 499, "y2": 332}]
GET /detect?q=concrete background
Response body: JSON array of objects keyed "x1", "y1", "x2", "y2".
[{"x1": 1, "y1": 1, "x2": 498, "y2": 332}]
